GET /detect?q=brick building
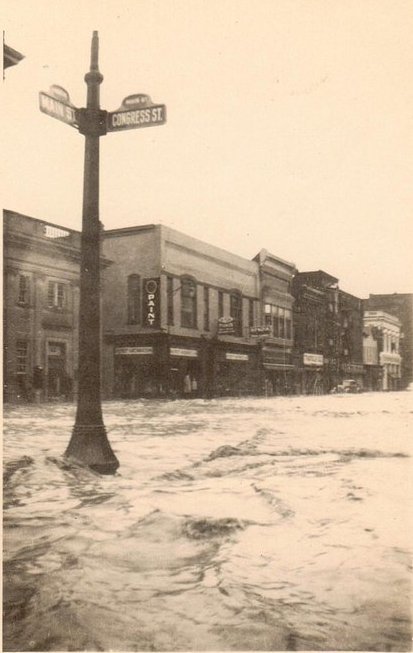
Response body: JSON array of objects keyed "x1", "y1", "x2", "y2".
[
  {"x1": 292, "y1": 271, "x2": 364, "y2": 392},
  {"x1": 101, "y1": 224, "x2": 266, "y2": 399}
]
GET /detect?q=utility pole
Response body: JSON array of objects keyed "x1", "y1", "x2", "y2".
[{"x1": 39, "y1": 32, "x2": 166, "y2": 474}]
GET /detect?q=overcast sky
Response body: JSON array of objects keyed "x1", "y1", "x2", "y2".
[{"x1": 3, "y1": 0, "x2": 413, "y2": 298}]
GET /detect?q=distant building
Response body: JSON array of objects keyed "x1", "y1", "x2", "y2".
[
  {"x1": 363, "y1": 311, "x2": 402, "y2": 390},
  {"x1": 364, "y1": 294, "x2": 413, "y2": 389},
  {"x1": 254, "y1": 250, "x2": 296, "y2": 395},
  {"x1": 292, "y1": 272, "x2": 364, "y2": 391},
  {"x1": 338, "y1": 290, "x2": 364, "y2": 387}
]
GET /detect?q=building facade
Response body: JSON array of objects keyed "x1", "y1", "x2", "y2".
[
  {"x1": 3, "y1": 210, "x2": 81, "y2": 402},
  {"x1": 254, "y1": 250, "x2": 296, "y2": 395},
  {"x1": 364, "y1": 294, "x2": 412, "y2": 389},
  {"x1": 292, "y1": 272, "x2": 365, "y2": 392},
  {"x1": 101, "y1": 224, "x2": 268, "y2": 399},
  {"x1": 363, "y1": 310, "x2": 402, "y2": 390}
]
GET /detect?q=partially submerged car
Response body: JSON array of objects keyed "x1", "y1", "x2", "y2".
[{"x1": 331, "y1": 379, "x2": 362, "y2": 394}]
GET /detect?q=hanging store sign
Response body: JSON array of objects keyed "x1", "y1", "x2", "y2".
[
  {"x1": 143, "y1": 278, "x2": 160, "y2": 328},
  {"x1": 170, "y1": 347, "x2": 198, "y2": 358},
  {"x1": 115, "y1": 347, "x2": 153, "y2": 355},
  {"x1": 250, "y1": 326, "x2": 272, "y2": 337},
  {"x1": 304, "y1": 353, "x2": 324, "y2": 366},
  {"x1": 225, "y1": 352, "x2": 249, "y2": 361},
  {"x1": 218, "y1": 317, "x2": 234, "y2": 335}
]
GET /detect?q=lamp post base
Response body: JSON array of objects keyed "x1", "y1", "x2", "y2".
[{"x1": 65, "y1": 424, "x2": 119, "y2": 475}]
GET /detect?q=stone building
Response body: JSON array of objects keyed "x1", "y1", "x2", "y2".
[
  {"x1": 363, "y1": 310, "x2": 402, "y2": 391},
  {"x1": 364, "y1": 294, "x2": 412, "y2": 389},
  {"x1": 3, "y1": 210, "x2": 81, "y2": 402}
]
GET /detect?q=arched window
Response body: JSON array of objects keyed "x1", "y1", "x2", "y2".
[
  {"x1": 181, "y1": 277, "x2": 197, "y2": 328},
  {"x1": 127, "y1": 274, "x2": 141, "y2": 324},
  {"x1": 230, "y1": 291, "x2": 243, "y2": 336}
]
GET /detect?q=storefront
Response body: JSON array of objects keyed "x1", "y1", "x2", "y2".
[
  {"x1": 210, "y1": 342, "x2": 262, "y2": 397},
  {"x1": 168, "y1": 345, "x2": 201, "y2": 398},
  {"x1": 114, "y1": 345, "x2": 161, "y2": 398},
  {"x1": 298, "y1": 353, "x2": 325, "y2": 395},
  {"x1": 262, "y1": 345, "x2": 294, "y2": 395}
]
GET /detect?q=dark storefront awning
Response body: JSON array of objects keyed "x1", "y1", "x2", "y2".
[{"x1": 263, "y1": 363, "x2": 294, "y2": 370}]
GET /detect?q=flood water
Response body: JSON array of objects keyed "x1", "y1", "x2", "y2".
[{"x1": 3, "y1": 391, "x2": 412, "y2": 651}]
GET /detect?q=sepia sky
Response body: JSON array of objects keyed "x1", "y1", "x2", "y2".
[{"x1": 3, "y1": 0, "x2": 413, "y2": 298}]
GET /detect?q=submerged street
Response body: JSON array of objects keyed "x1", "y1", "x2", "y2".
[{"x1": 3, "y1": 391, "x2": 412, "y2": 651}]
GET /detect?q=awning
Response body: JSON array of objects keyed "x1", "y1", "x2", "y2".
[{"x1": 263, "y1": 363, "x2": 295, "y2": 370}]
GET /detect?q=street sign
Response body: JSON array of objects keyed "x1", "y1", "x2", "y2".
[
  {"x1": 107, "y1": 104, "x2": 166, "y2": 132},
  {"x1": 39, "y1": 91, "x2": 78, "y2": 128}
]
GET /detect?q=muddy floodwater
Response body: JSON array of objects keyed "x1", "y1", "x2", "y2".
[{"x1": 3, "y1": 391, "x2": 412, "y2": 651}]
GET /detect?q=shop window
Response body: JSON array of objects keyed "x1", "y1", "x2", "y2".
[
  {"x1": 204, "y1": 286, "x2": 210, "y2": 331},
  {"x1": 167, "y1": 276, "x2": 174, "y2": 326},
  {"x1": 218, "y1": 291, "x2": 224, "y2": 318},
  {"x1": 17, "y1": 274, "x2": 30, "y2": 306},
  {"x1": 48, "y1": 281, "x2": 65, "y2": 309},
  {"x1": 181, "y1": 277, "x2": 197, "y2": 328},
  {"x1": 230, "y1": 292, "x2": 243, "y2": 336},
  {"x1": 127, "y1": 274, "x2": 141, "y2": 324}
]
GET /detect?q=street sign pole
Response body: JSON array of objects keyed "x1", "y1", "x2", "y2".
[
  {"x1": 39, "y1": 32, "x2": 166, "y2": 474},
  {"x1": 64, "y1": 32, "x2": 119, "y2": 474}
]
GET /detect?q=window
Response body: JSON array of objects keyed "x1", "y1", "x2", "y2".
[
  {"x1": 285, "y1": 309, "x2": 292, "y2": 340},
  {"x1": 218, "y1": 291, "x2": 224, "y2": 318},
  {"x1": 181, "y1": 277, "x2": 197, "y2": 328},
  {"x1": 48, "y1": 281, "x2": 65, "y2": 309},
  {"x1": 270, "y1": 306, "x2": 277, "y2": 337},
  {"x1": 264, "y1": 303, "x2": 293, "y2": 340},
  {"x1": 249, "y1": 299, "x2": 254, "y2": 328},
  {"x1": 167, "y1": 276, "x2": 174, "y2": 326},
  {"x1": 16, "y1": 340, "x2": 28, "y2": 373},
  {"x1": 230, "y1": 292, "x2": 243, "y2": 336},
  {"x1": 203, "y1": 286, "x2": 210, "y2": 331},
  {"x1": 127, "y1": 274, "x2": 141, "y2": 324},
  {"x1": 18, "y1": 274, "x2": 30, "y2": 305}
]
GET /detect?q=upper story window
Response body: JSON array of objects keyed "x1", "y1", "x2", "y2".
[
  {"x1": 181, "y1": 277, "x2": 197, "y2": 328},
  {"x1": 230, "y1": 292, "x2": 243, "y2": 337},
  {"x1": 127, "y1": 274, "x2": 141, "y2": 325},
  {"x1": 48, "y1": 281, "x2": 65, "y2": 310},
  {"x1": 249, "y1": 299, "x2": 254, "y2": 328},
  {"x1": 17, "y1": 274, "x2": 30, "y2": 306},
  {"x1": 264, "y1": 304, "x2": 293, "y2": 340},
  {"x1": 218, "y1": 291, "x2": 224, "y2": 318},
  {"x1": 167, "y1": 276, "x2": 174, "y2": 326},
  {"x1": 16, "y1": 340, "x2": 28, "y2": 373},
  {"x1": 203, "y1": 286, "x2": 210, "y2": 331}
]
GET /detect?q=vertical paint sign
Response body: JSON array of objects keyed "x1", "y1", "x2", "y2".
[{"x1": 143, "y1": 278, "x2": 160, "y2": 328}]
